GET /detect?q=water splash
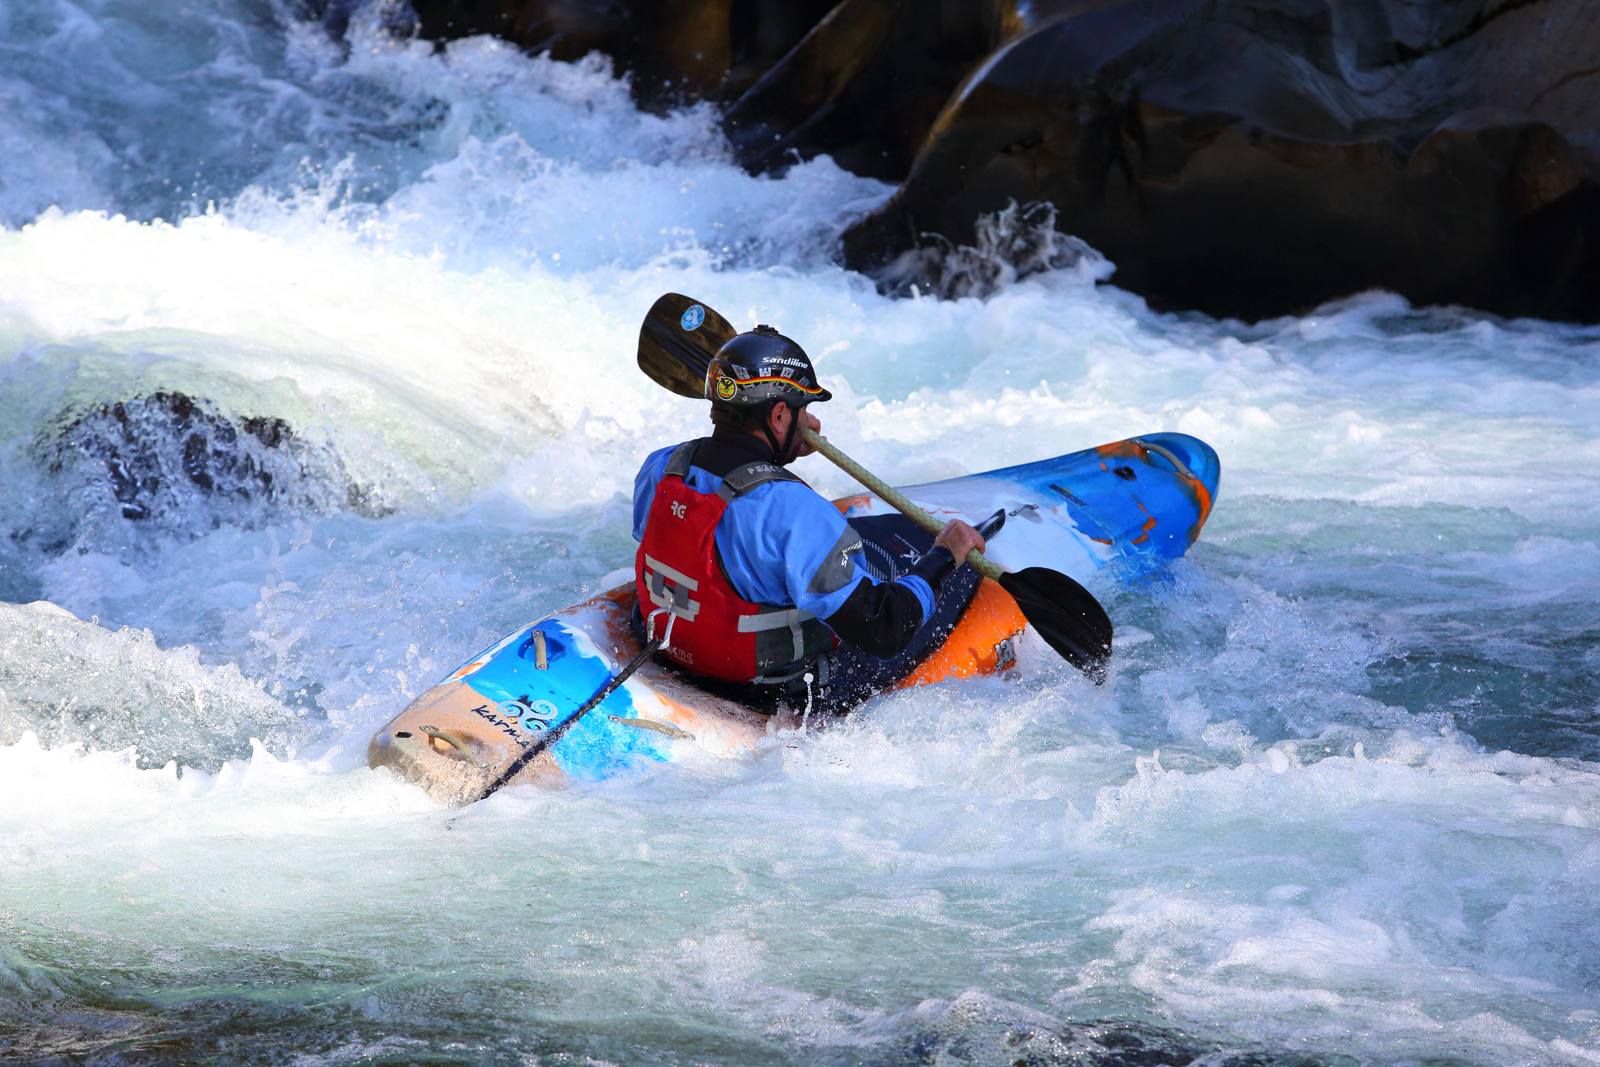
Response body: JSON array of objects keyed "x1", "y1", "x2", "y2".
[
  {"x1": 877, "y1": 200, "x2": 1115, "y2": 300},
  {"x1": 1, "y1": 1, "x2": 1600, "y2": 1064}
]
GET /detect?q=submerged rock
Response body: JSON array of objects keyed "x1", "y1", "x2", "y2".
[
  {"x1": 21, "y1": 391, "x2": 386, "y2": 557},
  {"x1": 837, "y1": 989, "x2": 1358, "y2": 1067},
  {"x1": 0, "y1": 600, "x2": 304, "y2": 770}
]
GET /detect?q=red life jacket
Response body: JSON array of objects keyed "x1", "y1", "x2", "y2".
[{"x1": 635, "y1": 441, "x2": 835, "y2": 684}]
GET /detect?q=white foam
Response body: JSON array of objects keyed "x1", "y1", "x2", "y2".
[{"x1": 2, "y1": 1, "x2": 1600, "y2": 1062}]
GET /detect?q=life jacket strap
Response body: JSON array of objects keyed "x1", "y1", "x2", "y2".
[
  {"x1": 662, "y1": 440, "x2": 698, "y2": 479},
  {"x1": 716, "y1": 460, "x2": 799, "y2": 500},
  {"x1": 666, "y1": 440, "x2": 800, "y2": 501},
  {"x1": 736, "y1": 606, "x2": 819, "y2": 663},
  {"x1": 642, "y1": 553, "x2": 701, "y2": 621}
]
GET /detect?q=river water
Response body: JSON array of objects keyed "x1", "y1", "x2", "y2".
[{"x1": 4, "y1": 3, "x2": 1600, "y2": 1064}]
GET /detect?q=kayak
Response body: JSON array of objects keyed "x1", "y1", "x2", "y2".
[{"x1": 367, "y1": 432, "x2": 1219, "y2": 804}]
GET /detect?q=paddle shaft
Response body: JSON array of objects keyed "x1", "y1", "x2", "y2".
[{"x1": 803, "y1": 429, "x2": 1006, "y2": 582}]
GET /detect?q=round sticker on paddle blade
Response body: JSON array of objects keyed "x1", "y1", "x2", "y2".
[{"x1": 680, "y1": 304, "x2": 705, "y2": 331}]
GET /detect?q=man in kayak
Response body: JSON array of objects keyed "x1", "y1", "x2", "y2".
[{"x1": 633, "y1": 324, "x2": 985, "y2": 700}]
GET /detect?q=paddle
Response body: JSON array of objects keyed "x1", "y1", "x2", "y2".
[{"x1": 637, "y1": 293, "x2": 1113, "y2": 683}]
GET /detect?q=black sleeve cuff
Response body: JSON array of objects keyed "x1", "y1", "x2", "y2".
[{"x1": 905, "y1": 545, "x2": 955, "y2": 592}]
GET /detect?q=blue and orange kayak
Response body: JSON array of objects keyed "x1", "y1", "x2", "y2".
[{"x1": 368, "y1": 433, "x2": 1220, "y2": 803}]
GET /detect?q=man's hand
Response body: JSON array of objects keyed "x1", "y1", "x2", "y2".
[{"x1": 935, "y1": 519, "x2": 985, "y2": 567}]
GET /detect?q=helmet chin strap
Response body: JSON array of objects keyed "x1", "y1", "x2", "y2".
[
  {"x1": 761, "y1": 404, "x2": 804, "y2": 465},
  {"x1": 780, "y1": 406, "x2": 805, "y2": 463},
  {"x1": 758, "y1": 423, "x2": 782, "y2": 460}
]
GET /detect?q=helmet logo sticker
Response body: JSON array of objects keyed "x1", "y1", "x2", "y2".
[
  {"x1": 715, "y1": 375, "x2": 739, "y2": 401},
  {"x1": 680, "y1": 304, "x2": 705, "y2": 331}
]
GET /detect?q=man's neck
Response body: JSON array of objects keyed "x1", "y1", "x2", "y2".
[
  {"x1": 688, "y1": 426, "x2": 778, "y2": 478},
  {"x1": 710, "y1": 426, "x2": 775, "y2": 462}
]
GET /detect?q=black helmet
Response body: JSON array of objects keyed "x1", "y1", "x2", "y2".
[{"x1": 705, "y1": 326, "x2": 832, "y2": 416}]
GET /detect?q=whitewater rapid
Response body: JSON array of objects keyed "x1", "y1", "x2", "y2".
[{"x1": 3, "y1": 2, "x2": 1600, "y2": 1064}]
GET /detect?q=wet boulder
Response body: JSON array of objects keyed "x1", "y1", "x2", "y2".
[
  {"x1": 840, "y1": 0, "x2": 1600, "y2": 321},
  {"x1": 406, "y1": 0, "x2": 1005, "y2": 170},
  {"x1": 407, "y1": 0, "x2": 840, "y2": 102},
  {"x1": 405, "y1": 0, "x2": 1600, "y2": 321},
  {"x1": 720, "y1": 0, "x2": 1015, "y2": 180}
]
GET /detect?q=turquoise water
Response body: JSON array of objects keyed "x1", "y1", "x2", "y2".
[{"x1": 3, "y1": 3, "x2": 1600, "y2": 1064}]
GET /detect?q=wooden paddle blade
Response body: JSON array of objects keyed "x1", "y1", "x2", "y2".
[
  {"x1": 637, "y1": 293, "x2": 738, "y2": 398},
  {"x1": 997, "y1": 567, "x2": 1113, "y2": 684}
]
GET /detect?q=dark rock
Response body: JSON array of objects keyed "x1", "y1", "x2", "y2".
[
  {"x1": 408, "y1": 0, "x2": 838, "y2": 104},
  {"x1": 45, "y1": 392, "x2": 305, "y2": 525},
  {"x1": 408, "y1": 0, "x2": 1600, "y2": 321},
  {"x1": 722, "y1": 0, "x2": 1015, "y2": 179},
  {"x1": 840, "y1": 0, "x2": 1600, "y2": 321},
  {"x1": 407, "y1": 0, "x2": 1005, "y2": 170}
]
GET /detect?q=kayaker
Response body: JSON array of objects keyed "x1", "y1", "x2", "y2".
[{"x1": 633, "y1": 324, "x2": 984, "y2": 700}]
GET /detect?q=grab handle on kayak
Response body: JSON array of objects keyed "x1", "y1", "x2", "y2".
[
  {"x1": 609, "y1": 715, "x2": 695, "y2": 741},
  {"x1": 420, "y1": 725, "x2": 487, "y2": 768},
  {"x1": 1130, "y1": 438, "x2": 1194, "y2": 481}
]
